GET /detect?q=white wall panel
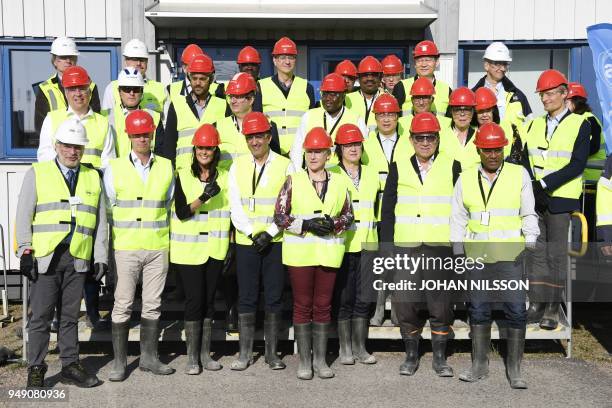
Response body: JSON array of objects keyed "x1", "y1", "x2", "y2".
[
  {"x1": 513, "y1": 0, "x2": 535, "y2": 40},
  {"x1": 595, "y1": 0, "x2": 612, "y2": 24},
  {"x1": 553, "y1": 0, "x2": 575, "y2": 40},
  {"x1": 472, "y1": 0, "x2": 494, "y2": 41},
  {"x1": 44, "y1": 0, "x2": 66, "y2": 37},
  {"x1": 533, "y1": 0, "x2": 554, "y2": 40},
  {"x1": 458, "y1": 0, "x2": 474, "y2": 41},
  {"x1": 106, "y1": 0, "x2": 121, "y2": 37},
  {"x1": 2, "y1": 0, "x2": 24, "y2": 36},
  {"x1": 23, "y1": 0, "x2": 44, "y2": 37},
  {"x1": 573, "y1": 0, "x2": 595, "y2": 39},
  {"x1": 492, "y1": 0, "x2": 514, "y2": 40},
  {"x1": 0, "y1": 0, "x2": 4, "y2": 36},
  {"x1": 65, "y1": 0, "x2": 85, "y2": 37},
  {"x1": 85, "y1": 0, "x2": 106, "y2": 37}
]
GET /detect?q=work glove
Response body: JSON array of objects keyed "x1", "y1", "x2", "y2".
[
  {"x1": 251, "y1": 231, "x2": 273, "y2": 253},
  {"x1": 199, "y1": 180, "x2": 221, "y2": 202},
  {"x1": 302, "y1": 217, "x2": 334, "y2": 237},
  {"x1": 93, "y1": 263, "x2": 108, "y2": 282},
  {"x1": 531, "y1": 180, "x2": 549, "y2": 213},
  {"x1": 20, "y1": 251, "x2": 38, "y2": 282}
]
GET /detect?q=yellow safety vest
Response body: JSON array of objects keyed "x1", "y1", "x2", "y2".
[
  {"x1": 49, "y1": 110, "x2": 109, "y2": 169},
  {"x1": 172, "y1": 93, "x2": 227, "y2": 170},
  {"x1": 109, "y1": 156, "x2": 173, "y2": 251},
  {"x1": 583, "y1": 112, "x2": 606, "y2": 182},
  {"x1": 597, "y1": 173, "x2": 612, "y2": 227},
  {"x1": 108, "y1": 107, "x2": 160, "y2": 158},
  {"x1": 503, "y1": 90, "x2": 528, "y2": 129},
  {"x1": 282, "y1": 170, "x2": 347, "y2": 267},
  {"x1": 394, "y1": 153, "x2": 455, "y2": 245},
  {"x1": 461, "y1": 163, "x2": 525, "y2": 262},
  {"x1": 216, "y1": 115, "x2": 251, "y2": 170},
  {"x1": 526, "y1": 113, "x2": 585, "y2": 199},
  {"x1": 362, "y1": 130, "x2": 413, "y2": 188},
  {"x1": 31, "y1": 161, "x2": 100, "y2": 259},
  {"x1": 329, "y1": 165, "x2": 379, "y2": 252},
  {"x1": 260, "y1": 76, "x2": 310, "y2": 155},
  {"x1": 233, "y1": 153, "x2": 291, "y2": 245},
  {"x1": 398, "y1": 77, "x2": 452, "y2": 117},
  {"x1": 39, "y1": 75, "x2": 96, "y2": 112},
  {"x1": 170, "y1": 167, "x2": 231, "y2": 264},
  {"x1": 345, "y1": 90, "x2": 381, "y2": 134}
]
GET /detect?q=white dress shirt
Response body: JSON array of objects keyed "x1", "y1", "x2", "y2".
[
  {"x1": 486, "y1": 79, "x2": 507, "y2": 122},
  {"x1": 379, "y1": 132, "x2": 398, "y2": 163}
]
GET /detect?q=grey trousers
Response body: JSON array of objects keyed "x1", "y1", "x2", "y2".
[{"x1": 28, "y1": 245, "x2": 86, "y2": 367}]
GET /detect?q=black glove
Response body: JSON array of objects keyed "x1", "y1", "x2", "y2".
[
  {"x1": 20, "y1": 251, "x2": 38, "y2": 282},
  {"x1": 199, "y1": 180, "x2": 221, "y2": 202},
  {"x1": 531, "y1": 180, "x2": 549, "y2": 213},
  {"x1": 93, "y1": 263, "x2": 108, "y2": 282},
  {"x1": 302, "y1": 217, "x2": 333, "y2": 237},
  {"x1": 252, "y1": 231, "x2": 273, "y2": 253}
]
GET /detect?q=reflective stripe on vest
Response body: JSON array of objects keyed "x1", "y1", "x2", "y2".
[{"x1": 597, "y1": 175, "x2": 612, "y2": 227}]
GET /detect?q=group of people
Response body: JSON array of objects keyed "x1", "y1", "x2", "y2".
[{"x1": 16, "y1": 35, "x2": 611, "y2": 391}]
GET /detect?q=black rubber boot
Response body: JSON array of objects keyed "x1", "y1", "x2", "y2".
[
  {"x1": 201, "y1": 318, "x2": 222, "y2": 371},
  {"x1": 399, "y1": 335, "x2": 419, "y2": 376},
  {"x1": 109, "y1": 321, "x2": 130, "y2": 381},
  {"x1": 506, "y1": 327, "x2": 528, "y2": 389},
  {"x1": 312, "y1": 322, "x2": 334, "y2": 379},
  {"x1": 184, "y1": 321, "x2": 202, "y2": 375},
  {"x1": 294, "y1": 323, "x2": 313, "y2": 380},
  {"x1": 539, "y1": 303, "x2": 559, "y2": 330},
  {"x1": 459, "y1": 324, "x2": 491, "y2": 382},
  {"x1": 138, "y1": 319, "x2": 175, "y2": 375},
  {"x1": 264, "y1": 313, "x2": 286, "y2": 370},
  {"x1": 351, "y1": 318, "x2": 376, "y2": 364},
  {"x1": 27, "y1": 365, "x2": 47, "y2": 388},
  {"x1": 370, "y1": 290, "x2": 386, "y2": 326},
  {"x1": 230, "y1": 313, "x2": 255, "y2": 370},
  {"x1": 337, "y1": 319, "x2": 355, "y2": 365},
  {"x1": 431, "y1": 332, "x2": 453, "y2": 377}
]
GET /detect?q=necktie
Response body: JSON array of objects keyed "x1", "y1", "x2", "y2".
[{"x1": 67, "y1": 169, "x2": 76, "y2": 192}]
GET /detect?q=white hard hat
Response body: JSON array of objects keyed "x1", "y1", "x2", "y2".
[
  {"x1": 123, "y1": 39, "x2": 149, "y2": 59},
  {"x1": 483, "y1": 42, "x2": 512, "y2": 62},
  {"x1": 117, "y1": 67, "x2": 145, "y2": 87},
  {"x1": 50, "y1": 37, "x2": 79, "y2": 56},
  {"x1": 54, "y1": 119, "x2": 88, "y2": 146}
]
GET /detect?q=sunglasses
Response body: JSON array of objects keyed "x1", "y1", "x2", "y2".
[
  {"x1": 412, "y1": 134, "x2": 438, "y2": 143},
  {"x1": 120, "y1": 86, "x2": 143, "y2": 94}
]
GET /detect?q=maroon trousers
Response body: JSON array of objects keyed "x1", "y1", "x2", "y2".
[{"x1": 288, "y1": 266, "x2": 338, "y2": 324}]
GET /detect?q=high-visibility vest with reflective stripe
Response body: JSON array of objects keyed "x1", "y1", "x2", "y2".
[
  {"x1": 108, "y1": 107, "x2": 160, "y2": 158},
  {"x1": 109, "y1": 156, "x2": 173, "y2": 250},
  {"x1": 503, "y1": 91, "x2": 528, "y2": 129},
  {"x1": 398, "y1": 77, "x2": 451, "y2": 117},
  {"x1": 31, "y1": 161, "x2": 100, "y2": 259},
  {"x1": 329, "y1": 165, "x2": 379, "y2": 252},
  {"x1": 526, "y1": 113, "x2": 585, "y2": 199},
  {"x1": 172, "y1": 93, "x2": 227, "y2": 170},
  {"x1": 461, "y1": 163, "x2": 525, "y2": 262},
  {"x1": 216, "y1": 115, "x2": 250, "y2": 170},
  {"x1": 394, "y1": 153, "x2": 454, "y2": 245},
  {"x1": 362, "y1": 130, "x2": 413, "y2": 189},
  {"x1": 282, "y1": 170, "x2": 347, "y2": 267},
  {"x1": 170, "y1": 167, "x2": 230, "y2": 264},
  {"x1": 48, "y1": 110, "x2": 109, "y2": 168},
  {"x1": 39, "y1": 75, "x2": 96, "y2": 112},
  {"x1": 584, "y1": 112, "x2": 606, "y2": 182},
  {"x1": 597, "y1": 174, "x2": 612, "y2": 227},
  {"x1": 345, "y1": 91, "x2": 381, "y2": 134},
  {"x1": 260, "y1": 76, "x2": 310, "y2": 155},
  {"x1": 233, "y1": 153, "x2": 291, "y2": 245}
]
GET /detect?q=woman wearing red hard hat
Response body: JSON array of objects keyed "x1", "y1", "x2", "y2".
[
  {"x1": 274, "y1": 127, "x2": 354, "y2": 380},
  {"x1": 170, "y1": 123, "x2": 231, "y2": 375}
]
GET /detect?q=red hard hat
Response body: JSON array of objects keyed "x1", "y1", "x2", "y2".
[
  {"x1": 226, "y1": 72, "x2": 257, "y2": 95},
  {"x1": 474, "y1": 123, "x2": 508, "y2": 148},
  {"x1": 474, "y1": 87, "x2": 498, "y2": 111},
  {"x1": 335, "y1": 124, "x2": 364, "y2": 145},
  {"x1": 410, "y1": 112, "x2": 440, "y2": 133},
  {"x1": 303, "y1": 127, "x2": 333, "y2": 149},
  {"x1": 413, "y1": 40, "x2": 439, "y2": 58},
  {"x1": 272, "y1": 37, "x2": 297, "y2": 56},
  {"x1": 188, "y1": 54, "x2": 214, "y2": 74},
  {"x1": 373, "y1": 93, "x2": 400, "y2": 113},
  {"x1": 62, "y1": 66, "x2": 90, "y2": 88},
  {"x1": 382, "y1": 54, "x2": 403, "y2": 75},
  {"x1": 125, "y1": 110, "x2": 156, "y2": 135},
  {"x1": 335, "y1": 60, "x2": 358, "y2": 78},
  {"x1": 357, "y1": 56, "x2": 383, "y2": 74},
  {"x1": 320, "y1": 73, "x2": 346, "y2": 92},
  {"x1": 242, "y1": 112, "x2": 271, "y2": 135},
  {"x1": 536, "y1": 69, "x2": 568, "y2": 92},
  {"x1": 449, "y1": 87, "x2": 476, "y2": 107},
  {"x1": 181, "y1": 44, "x2": 203, "y2": 65},
  {"x1": 237, "y1": 46, "x2": 261, "y2": 64},
  {"x1": 567, "y1": 82, "x2": 588, "y2": 99},
  {"x1": 410, "y1": 77, "x2": 436, "y2": 96},
  {"x1": 192, "y1": 123, "x2": 220, "y2": 147}
]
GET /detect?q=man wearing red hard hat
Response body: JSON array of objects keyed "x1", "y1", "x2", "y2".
[
  {"x1": 451, "y1": 122, "x2": 539, "y2": 389},
  {"x1": 236, "y1": 45, "x2": 264, "y2": 112},
  {"x1": 381, "y1": 54, "x2": 404, "y2": 94},
  {"x1": 345, "y1": 56, "x2": 385, "y2": 134}
]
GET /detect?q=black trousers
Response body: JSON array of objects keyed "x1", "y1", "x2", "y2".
[
  {"x1": 175, "y1": 258, "x2": 224, "y2": 321},
  {"x1": 333, "y1": 252, "x2": 372, "y2": 320}
]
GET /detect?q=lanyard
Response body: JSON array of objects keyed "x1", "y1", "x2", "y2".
[
  {"x1": 323, "y1": 107, "x2": 345, "y2": 137},
  {"x1": 376, "y1": 132, "x2": 398, "y2": 164},
  {"x1": 477, "y1": 164, "x2": 502, "y2": 209},
  {"x1": 232, "y1": 115, "x2": 241, "y2": 132},
  {"x1": 362, "y1": 90, "x2": 379, "y2": 124},
  {"x1": 252, "y1": 162, "x2": 266, "y2": 195}
]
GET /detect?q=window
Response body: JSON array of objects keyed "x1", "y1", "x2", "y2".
[{"x1": 1, "y1": 43, "x2": 119, "y2": 159}]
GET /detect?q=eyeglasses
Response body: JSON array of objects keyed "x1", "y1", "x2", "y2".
[
  {"x1": 320, "y1": 91, "x2": 343, "y2": 99},
  {"x1": 539, "y1": 89, "x2": 563, "y2": 99},
  {"x1": 412, "y1": 134, "x2": 438, "y2": 143},
  {"x1": 451, "y1": 106, "x2": 474, "y2": 115},
  {"x1": 486, "y1": 60, "x2": 509, "y2": 69},
  {"x1": 119, "y1": 86, "x2": 143, "y2": 94},
  {"x1": 275, "y1": 55, "x2": 296, "y2": 61},
  {"x1": 479, "y1": 148, "x2": 504, "y2": 155},
  {"x1": 375, "y1": 112, "x2": 398, "y2": 119}
]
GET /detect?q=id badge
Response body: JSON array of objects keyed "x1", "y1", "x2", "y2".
[
  {"x1": 249, "y1": 197, "x2": 255, "y2": 212},
  {"x1": 480, "y1": 211, "x2": 490, "y2": 226},
  {"x1": 69, "y1": 196, "x2": 82, "y2": 217}
]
